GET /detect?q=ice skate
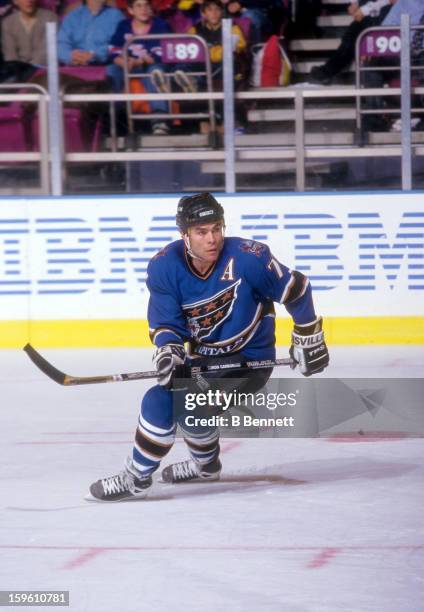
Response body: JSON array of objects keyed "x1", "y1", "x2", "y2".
[
  {"x1": 86, "y1": 459, "x2": 152, "y2": 502},
  {"x1": 161, "y1": 457, "x2": 222, "y2": 484}
]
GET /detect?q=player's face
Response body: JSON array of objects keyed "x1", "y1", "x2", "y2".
[{"x1": 186, "y1": 221, "x2": 224, "y2": 263}]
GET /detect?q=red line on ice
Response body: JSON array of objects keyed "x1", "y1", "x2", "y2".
[
  {"x1": 221, "y1": 441, "x2": 242, "y2": 454},
  {"x1": 306, "y1": 547, "x2": 339, "y2": 569},
  {"x1": 60, "y1": 547, "x2": 107, "y2": 570},
  {"x1": 1, "y1": 545, "x2": 422, "y2": 552},
  {"x1": 0, "y1": 544, "x2": 422, "y2": 571}
]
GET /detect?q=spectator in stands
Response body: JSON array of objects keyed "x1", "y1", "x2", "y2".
[
  {"x1": 382, "y1": 0, "x2": 423, "y2": 29},
  {"x1": 188, "y1": 0, "x2": 248, "y2": 131},
  {"x1": 0, "y1": 0, "x2": 13, "y2": 45},
  {"x1": 222, "y1": 0, "x2": 256, "y2": 45},
  {"x1": 0, "y1": 0, "x2": 57, "y2": 80},
  {"x1": 107, "y1": 0, "x2": 173, "y2": 134},
  {"x1": 309, "y1": 0, "x2": 395, "y2": 84},
  {"x1": 58, "y1": 0, "x2": 124, "y2": 65},
  {"x1": 189, "y1": 0, "x2": 247, "y2": 82},
  {"x1": 362, "y1": 0, "x2": 424, "y2": 131}
]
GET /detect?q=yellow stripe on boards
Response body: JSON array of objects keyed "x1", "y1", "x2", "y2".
[
  {"x1": 0, "y1": 320, "x2": 150, "y2": 349},
  {"x1": 275, "y1": 316, "x2": 424, "y2": 345},
  {"x1": 0, "y1": 317, "x2": 423, "y2": 348}
]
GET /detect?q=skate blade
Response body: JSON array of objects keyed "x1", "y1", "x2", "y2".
[
  {"x1": 84, "y1": 491, "x2": 150, "y2": 503},
  {"x1": 158, "y1": 473, "x2": 221, "y2": 484}
]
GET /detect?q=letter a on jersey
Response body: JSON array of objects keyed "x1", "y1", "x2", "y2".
[{"x1": 220, "y1": 258, "x2": 235, "y2": 281}]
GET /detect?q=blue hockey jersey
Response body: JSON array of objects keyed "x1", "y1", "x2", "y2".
[{"x1": 146, "y1": 237, "x2": 316, "y2": 360}]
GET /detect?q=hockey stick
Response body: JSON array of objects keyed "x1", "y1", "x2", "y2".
[{"x1": 23, "y1": 343, "x2": 293, "y2": 387}]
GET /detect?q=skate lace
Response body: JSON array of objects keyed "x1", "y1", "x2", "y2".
[
  {"x1": 102, "y1": 471, "x2": 134, "y2": 495},
  {"x1": 173, "y1": 460, "x2": 199, "y2": 481}
]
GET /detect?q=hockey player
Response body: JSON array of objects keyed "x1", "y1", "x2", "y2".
[{"x1": 87, "y1": 193, "x2": 329, "y2": 502}]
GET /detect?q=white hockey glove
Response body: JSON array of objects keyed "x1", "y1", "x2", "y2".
[
  {"x1": 289, "y1": 316, "x2": 329, "y2": 377},
  {"x1": 153, "y1": 344, "x2": 186, "y2": 388}
]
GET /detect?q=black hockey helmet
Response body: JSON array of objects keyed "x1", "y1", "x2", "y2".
[{"x1": 176, "y1": 192, "x2": 225, "y2": 233}]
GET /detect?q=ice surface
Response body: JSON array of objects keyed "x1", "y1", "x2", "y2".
[{"x1": 0, "y1": 346, "x2": 423, "y2": 612}]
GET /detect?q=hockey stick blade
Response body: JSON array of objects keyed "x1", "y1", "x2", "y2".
[
  {"x1": 23, "y1": 343, "x2": 157, "y2": 386},
  {"x1": 24, "y1": 343, "x2": 67, "y2": 384},
  {"x1": 23, "y1": 343, "x2": 293, "y2": 387}
]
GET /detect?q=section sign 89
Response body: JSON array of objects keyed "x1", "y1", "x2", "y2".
[{"x1": 161, "y1": 38, "x2": 206, "y2": 63}]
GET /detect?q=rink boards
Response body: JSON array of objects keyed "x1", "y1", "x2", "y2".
[{"x1": 0, "y1": 192, "x2": 423, "y2": 347}]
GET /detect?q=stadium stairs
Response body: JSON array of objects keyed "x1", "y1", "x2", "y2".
[{"x1": 113, "y1": 0, "x2": 424, "y2": 193}]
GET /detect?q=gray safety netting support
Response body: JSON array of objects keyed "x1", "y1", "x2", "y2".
[
  {"x1": 46, "y1": 21, "x2": 64, "y2": 196},
  {"x1": 222, "y1": 18, "x2": 236, "y2": 193},
  {"x1": 400, "y1": 13, "x2": 412, "y2": 190}
]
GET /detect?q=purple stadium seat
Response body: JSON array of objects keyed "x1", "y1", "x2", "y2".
[
  {"x1": 31, "y1": 66, "x2": 106, "y2": 152},
  {"x1": 0, "y1": 102, "x2": 30, "y2": 152},
  {"x1": 59, "y1": 65, "x2": 107, "y2": 81}
]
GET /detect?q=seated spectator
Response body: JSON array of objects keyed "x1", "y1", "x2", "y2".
[
  {"x1": 220, "y1": 1, "x2": 256, "y2": 42},
  {"x1": 382, "y1": 0, "x2": 423, "y2": 33},
  {"x1": 58, "y1": 0, "x2": 124, "y2": 65},
  {"x1": 362, "y1": 0, "x2": 424, "y2": 131},
  {"x1": 189, "y1": 0, "x2": 247, "y2": 82},
  {"x1": 188, "y1": 0, "x2": 248, "y2": 130},
  {"x1": 57, "y1": 0, "x2": 124, "y2": 142},
  {"x1": 309, "y1": 0, "x2": 395, "y2": 84},
  {"x1": 107, "y1": 0, "x2": 173, "y2": 134},
  {"x1": 1, "y1": 0, "x2": 57, "y2": 79},
  {"x1": 0, "y1": 0, "x2": 13, "y2": 75}
]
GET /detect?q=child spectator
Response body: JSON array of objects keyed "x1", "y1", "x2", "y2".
[
  {"x1": 189, "y1": 0, "x2": 247, "y2": 83},
  {"x1": 58, "y1": 0, "x2": 124, "y2": 65},
  {"x1": 188, "y1": 0, "x2": 248, "y2": 130},
  {"x1": 107, "y1": 0, "x2": 173, "y2": 134}
]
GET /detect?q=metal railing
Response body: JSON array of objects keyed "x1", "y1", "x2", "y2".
[
  {"x1": 355, "y1": 23, "x2": 424, "y2": 130},
  {"x1": 121, "y1": 33, "x2": 216, "y2": 134},
  {"x1": 61, "y1": 85, "x2": 424, "y2": 190},
  {"x1": 2, "y1": 84, "x2": 423, "y2": 193},
  {"x1": 0, "y1": 83, "x2": 49, "y2": 194},
  {"x1": 1, "y1": 17, "x2": 422, "y2": 194}
]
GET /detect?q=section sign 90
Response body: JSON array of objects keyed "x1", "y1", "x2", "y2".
[{"x1": 360, "y1": 30, "x2": 402, "y2": 57}]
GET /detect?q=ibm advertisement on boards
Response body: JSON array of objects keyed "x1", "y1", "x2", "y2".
[{"x1": 0, "y1": 192, "x2": 422, "y2": 321}]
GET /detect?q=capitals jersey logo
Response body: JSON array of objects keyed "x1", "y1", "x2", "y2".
[
  {"x1": 182, "y1": 279, "x2": 241, "y2": 341},
  {"x1": 239, "y1": 240, "x2": 266, "y2": 257}
]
